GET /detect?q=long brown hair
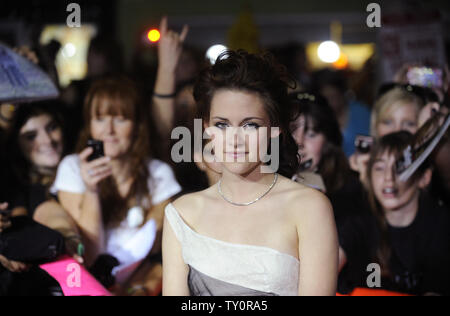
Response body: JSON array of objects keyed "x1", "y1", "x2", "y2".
[
  {"x1": 290, "y1": 92, "x2": 350, "y2": 193},
  {"x1": 78, "y1": 76, "x2": 153, "y2": 226}
]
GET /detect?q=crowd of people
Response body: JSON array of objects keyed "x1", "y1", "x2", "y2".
[{"x1": 1, "y1": 16, "x2": 450, "y2": 296}]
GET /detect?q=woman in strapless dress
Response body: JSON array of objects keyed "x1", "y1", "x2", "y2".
[{"x1": 162, "y1": 49, "x2": 339, "y2": 296}]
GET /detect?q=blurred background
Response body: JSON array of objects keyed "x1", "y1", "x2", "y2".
[
  {"x1": 1, "y1": 0, "x2": 449, "y2": 91},
  {"x1": 1, "y1": 0, "x2": 450, "y2": 297}
]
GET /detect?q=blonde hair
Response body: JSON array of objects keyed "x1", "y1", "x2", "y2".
[{"x1": 370, "y1": 87, "x2": 423, "y2": 137}]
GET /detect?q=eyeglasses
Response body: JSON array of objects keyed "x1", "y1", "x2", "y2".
[{"x1": 377, "y1": 83, "x2": 441, "y2": 106}]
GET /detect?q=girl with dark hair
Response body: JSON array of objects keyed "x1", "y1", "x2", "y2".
[
  {"x1": 39, "y1": 76, "x2": 182, "y2": 295},
  {"x1": 6, "y1": 101, "x2": 66, "y2": 216},
  {"x1": 339, "y1": 131, "x2": 450, "y2": 295},
  {"x1": 163, "y1": 50, "x2": 338, "y2": 296},
  {"x1": 288, "y1": 92, "x2": 368, "y2": 232},
  {"x1": 289, "y1": 92, "x2": 353, "y2": 193},
  {"x1": 0, "y1": 102, "x2": 68, "y2": 296}
]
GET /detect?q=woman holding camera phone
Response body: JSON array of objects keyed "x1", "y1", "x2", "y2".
[{"x1": 40, "y1": 77, "x2": 182, "y2": 295}]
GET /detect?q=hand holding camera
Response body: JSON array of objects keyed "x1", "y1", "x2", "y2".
[
  {"x1": 79, "y1": 140, "x2": 112, "y2": 193},
  {"x1": 349, "y1": 135, "x2": 374, "y2": 184}
]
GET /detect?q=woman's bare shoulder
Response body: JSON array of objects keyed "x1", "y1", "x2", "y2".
[
  {"x1": 275, "y1": 174, "x2": 320, "y2": 198},
  {"x1": 276, "y1": 175, "x2": 333, "y2": 221},
  {"x1": 171, "y1": 185, "x2": 217, "y2": 220}
]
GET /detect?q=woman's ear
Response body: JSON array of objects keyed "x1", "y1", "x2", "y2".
[{"x1": 418, "y1": 168, "x2": 433, "y2": 189}]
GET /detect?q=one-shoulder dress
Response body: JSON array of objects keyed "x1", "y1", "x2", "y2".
[{"x1": 165, "y1": 203, "x2": 300, "y2": 296}]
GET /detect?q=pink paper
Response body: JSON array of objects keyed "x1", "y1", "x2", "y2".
[{"x1": 40, "y1": 256, "x2": 111, "y2": 296}]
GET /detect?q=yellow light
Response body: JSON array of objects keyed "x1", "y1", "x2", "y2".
[
  {"x1": 147, "y1": 29, "x2": 161, "y2": 43},
  {"x1": 306, "y1": 42, "x2": 375, "y2": 71}
]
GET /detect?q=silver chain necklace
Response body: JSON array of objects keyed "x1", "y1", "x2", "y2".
[{"x1": 218, "y1": 173, "x2": 279, "y2": 207}]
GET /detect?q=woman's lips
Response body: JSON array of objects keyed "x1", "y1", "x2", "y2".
[
  {"x1": 38, "y1": 147, "x2": 59, "y2": 155},
  {"x1": 224, "y1": 152, "x2": 248, "y2": 160},
  {"x1": 382, "y1": 187, "x2": 399, "y2": 198},
  {"x1": 103, "y1": 139, "x2": 119, "y2": 143}
]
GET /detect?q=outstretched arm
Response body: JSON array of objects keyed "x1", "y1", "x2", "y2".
[
  {"x1": 152, "y1": 16, "x2": 189, "y2": 136},
  {"x1": 34, "y1": 200, "x2": 84, "y2": 264}
]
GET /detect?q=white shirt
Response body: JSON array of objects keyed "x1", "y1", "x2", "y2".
[
  {"x1": 52, "y1": 154, "x2": 182, "y2": 283},
  {"x1": 52, "y1": 154, "x2": 181, "y2": 205}
]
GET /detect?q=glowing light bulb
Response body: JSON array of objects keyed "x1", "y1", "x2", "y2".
[
  {"x1": 62, "y1": 43, "x2": 76, "y2": 58},
  {"x1": 147, "y1": 29, "x2": 161, "y2": 43},
  {"x1": 318, "y1": 41, "x2": 340, "y2": 63}
]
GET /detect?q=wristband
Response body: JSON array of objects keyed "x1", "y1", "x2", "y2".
[
  {"x1": 66, "y1": 235, "x2": 85, "y2": 257},
  {"x1": 153, "y1": 92, "x2": 176, "y2": 98}
]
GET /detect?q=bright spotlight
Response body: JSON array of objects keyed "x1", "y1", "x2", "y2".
[
  {"x1": 317, "y1": 41, "x2": 340, "y2": 63},
  {"x1": 147, "y1": 29, "x2": 161, "y2": 43},
  {"x1": 62, "y1": 43, "x2": 76, "y2": 58},
  {"x1": 206, "y1": 44, "x2": 228, "y2": 65}
]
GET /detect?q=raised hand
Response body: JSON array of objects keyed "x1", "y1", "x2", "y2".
[
  {"x1": 158, "y1": 16, "x2": 189, "y2": 73},
  {"x1": 79, "y1": 147, "x2": 112, "y2": 193}
]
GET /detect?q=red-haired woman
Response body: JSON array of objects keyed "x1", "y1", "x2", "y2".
[{"x1": 39, "y1": 76, "x2": 181, "y2": 295}]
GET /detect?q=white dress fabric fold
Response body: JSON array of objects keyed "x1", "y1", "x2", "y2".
[{"x1": 165, "y1": 203, "x2": 300, "y2": 296}]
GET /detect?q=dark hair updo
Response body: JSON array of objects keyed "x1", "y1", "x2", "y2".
[{"x1": 193, "y1": 50, "x2": 299, "y2": 177}]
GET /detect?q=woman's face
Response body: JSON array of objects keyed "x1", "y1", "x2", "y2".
[
  {"x1": 371, "y1": 151, "x2": 420, "y2": 212},
  {"x1": 207, "y1": 89, "x2": 274, "y2": 175},
  {"x1": 90, "y1": 105, "x2": 134, "y2": 159},
  {"x1": 19, "y1": 114, "x2": 64, "y2": 169},
  {"x1": 376, "y1": 102, "x2": 419, "y2": 137},
  {"x1": 290, "y1": 115, "x2": 326, "y2": 172}
]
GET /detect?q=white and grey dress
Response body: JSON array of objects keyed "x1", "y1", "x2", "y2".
[{"x1": 165, "y1": 203, "x2": 300, "y2": 296}]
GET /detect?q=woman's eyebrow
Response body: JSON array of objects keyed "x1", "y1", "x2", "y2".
[
  {"x1": 211, "y1": 117, "x2": 265, "y2": 123},
  {"x1": 241, "y1": 117, "x2": 265, "y2": 122},
  {"x1": 211, "y1": 116, "x2": 229, "y2": 121}
]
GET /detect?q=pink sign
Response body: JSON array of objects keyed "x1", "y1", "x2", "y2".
[{"x1": 40, "y1": 256, "x2": 111, "y2": 296}]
